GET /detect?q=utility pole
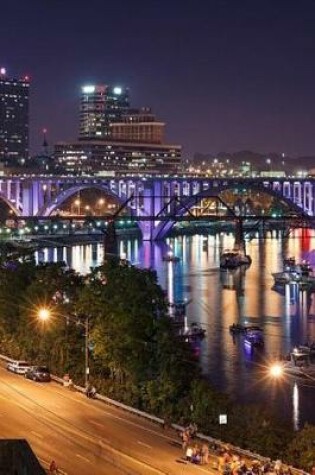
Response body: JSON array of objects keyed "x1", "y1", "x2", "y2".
[{"x1": 85, "y1": 316, "x2": 89, "y2": 388}]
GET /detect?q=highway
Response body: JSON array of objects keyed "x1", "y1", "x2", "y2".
[{"x1": 0, "y1": 365, "x2": 216, "y2": 474}]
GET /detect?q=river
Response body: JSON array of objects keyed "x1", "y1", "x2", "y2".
[{"x1": 35, "y1": 227, "x2": 315, "y2": 429}]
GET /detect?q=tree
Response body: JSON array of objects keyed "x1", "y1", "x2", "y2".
[{"x1": 286, "y1": 424, "x2": 315, "y2": 471}]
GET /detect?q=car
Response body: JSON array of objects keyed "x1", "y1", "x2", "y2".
[
  {"x1": 24, "y1": 366, "x2": 51, "y2": 382},
  {"x1": 6, "y1": 360, "x2": 31, "y2": 374}
]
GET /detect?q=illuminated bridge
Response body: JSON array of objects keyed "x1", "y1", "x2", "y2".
[{"x1": 0, "y1": 176, "x2": 314, "y2": 240}]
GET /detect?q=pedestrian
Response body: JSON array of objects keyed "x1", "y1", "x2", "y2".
[
  {"x1": 181, "y1": 429, "x2": 190, "y2": 453},
  {"x1": 201, "y1": 443, "x2": 209, "y2": 465},
  {"x1": 186, "y1": 446, "x2": 193, "y2": 462},
  {"x1": 274, "y1": 460, "x2": 282, "y2": 475},
  {"x1": 49, "y1": 460, "x2": 58, "y2": 474}
]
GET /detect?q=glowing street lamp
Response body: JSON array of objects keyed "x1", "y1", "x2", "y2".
[
  {"x1": 74, "y1": 199, "x2": 81, "y2": 215},
  {"x1": 38, "y1": 307, "x2": 51, "y2": 321},
  {"x1": 269, "y1": 363, "x2": 284, "y2": 379}
]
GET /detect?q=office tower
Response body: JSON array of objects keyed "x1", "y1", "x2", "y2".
[
  {"x1": 55, "y1": 82, "x2": 181, "y2": 174},
  {"x1": 79, "y1": 85, "x2": 129, "y2": 139},
  {"x1": 0, "y1": 68, "x2": 30, "y2": 162}
]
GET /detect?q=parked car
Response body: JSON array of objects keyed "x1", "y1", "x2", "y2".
[
  {"x1": 24, "y1": 366, "x2": 51, "y2": 382},
  {"x1": 6, "y1": 360, "x2": 31, "y2": 374}
]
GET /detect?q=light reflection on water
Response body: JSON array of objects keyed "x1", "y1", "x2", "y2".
[{"x1": 35, "y1": 228, "x2": 315, "y2": 426}]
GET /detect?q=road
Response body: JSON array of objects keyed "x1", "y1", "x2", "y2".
[{"x1": 0, "y1": 365, "x2": 216, "y2": 474}]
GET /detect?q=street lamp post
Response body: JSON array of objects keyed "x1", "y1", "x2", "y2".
[
  {"x1": 84, "y1": 316, "x2": 89, "y2": 388},
  {"x1": 74, "y1": 199, "x2": 81, "y2": 216},
  {"x1": 38, "y1": 307, "x2": 90, "y2": 388}
]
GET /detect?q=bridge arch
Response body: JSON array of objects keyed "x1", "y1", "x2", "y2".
[
  {"x1": 0, "y1": 193, "x2": 20, "y2": 217},
  {"x1": 38, "y1": 184, "x2": 134, "y2": 217},
  {"x1": 153, "y1": 182, "x2": 311, "y2": 240},
  {"x1": 37, "y1": 183, "x2": 147, "y2": 234}
]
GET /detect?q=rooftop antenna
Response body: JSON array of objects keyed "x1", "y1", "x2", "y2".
[{"x1": 42, "y1": 128, "x2": 48, "y2": 154}]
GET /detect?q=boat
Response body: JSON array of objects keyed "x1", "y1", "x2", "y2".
[
  {"x1": 297, "y1": 342, "x2": 315, "y2": 356},
  {"x1": 179, "y1": 322, "x2": 206, "y2": 339},
  {"x1": 280, "y1": 348, "x2": 315, "y2": 379},
  {"x1": 162, "y1": 251, "x2": 180, "y2": 263},
  {"x1": 244, "y1": 329, "x2": 264, "y2": 348},
  {"x1": 272, "y1": 272, "x2": 299, "y2": 285},
  {"x1": 229, "y1": 323, "x2": 263, "y2": 334},
  {"x1": 272, "y1": 259, "x2": 315, "y2": 287},
  {"x1": 220, "y1": 249, "x2": 251, "y2": 269}
]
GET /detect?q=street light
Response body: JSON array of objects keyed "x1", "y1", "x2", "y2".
[
  {"x1": 269, "y1": 363, "x2": 284, "y2": 378},
  {"x1": 37, "y1": 307, "x2": 90, "y2": 388},
  {"x1": 74, "y1": 199, "x2": 81, "y2": 215},
  {"x1": 38, "y1": 307, "x2": 50, "y2": 321},
  {"x1": 269, "y1": 361, "x2": 315, "y2": 383}
]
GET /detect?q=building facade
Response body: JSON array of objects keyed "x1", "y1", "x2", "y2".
[
  {"x1": 55, "y1": 82, "x2": 181, "y2": 174},
  {"x1": 110, "y1": 108, "x2": 165, "y2": 144},
  {"x1": 0, "y1": 68, "x2": 29, "y2": 163},
  {"x1": 55, "y1": 140, "x2": 181, "y2": 175},
  {"x1": 79, "y1": 85, "x2": 129, "y2": 140}
]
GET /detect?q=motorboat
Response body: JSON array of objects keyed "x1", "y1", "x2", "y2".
[
  {"x1": 179, "y1": 322, "x2": 206, "y2": 339},
  {"x1": 297, "y1": 342, "x2": 315, "y2": 356},
  {"x1": 244, "y1": 329, "x2": 264, "y2": 348},
  {"x1": 272, "y1": 271, "x2": 315, "y2": 287},
  {"x1": 162, "y1": 251, "x2": 180, "y2": 263},
  {"x1": 272, "y1": 272, "x2": 299, "y2": 285},
  {"x1": 280, "y1": 348, "x2": 315, "y2": 379},
  {"x1": 220, "y1": 249, "x2": 251, "y2": 269},
  {"x1": 229, "y1": 323, "x2": 263, "y2": 334},
  {"x1": 272, "y1": 259, "x2": 315, "y2": 287},
  {"x1": 283, "y1": 257, "x2": 312, "y2": 276}
]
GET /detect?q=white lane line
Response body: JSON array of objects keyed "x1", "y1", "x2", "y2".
[
  {"x1": 137, "y1": 440, "x2": 152, "y2": 449},
  {"x1": 75, "y1": 453, "x2": 91, "y2": 463},
  {"x1": 30, "y1": 430, "x2": 43, "y2": 439},
  {"x1": 89, "y1": 419, "x2": 103, "y2": 427}
]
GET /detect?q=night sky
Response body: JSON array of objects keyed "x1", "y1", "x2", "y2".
[{"x1": 2, "y1": 0, "x2": 315, "y2": 158}]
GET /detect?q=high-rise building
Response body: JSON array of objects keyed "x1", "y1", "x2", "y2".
[
  {"x1": 0, "y1": 68, "x2": 30, "y2": 162},
  {"x1": 79, "y1": 84, "x2": 129, "y2": 140},
  {"x1": 55, "y1": 82, "x2": 181, "y2": 175}
]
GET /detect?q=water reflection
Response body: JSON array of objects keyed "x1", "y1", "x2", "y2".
[
  {"x1": 293, "y1": 383, "x2": 299, "y2": 431},
  {"x1": 34, "y1": 228, "x2": 315, "y2": 426}
]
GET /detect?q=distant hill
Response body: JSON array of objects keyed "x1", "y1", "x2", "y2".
[{"x1": 192, "y1": 151, "x2": 315, "y2": 173}]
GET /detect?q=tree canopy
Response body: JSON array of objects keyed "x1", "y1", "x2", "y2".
[{"x1": 0, "y1": 256, "x2": 308, "y2": 464}]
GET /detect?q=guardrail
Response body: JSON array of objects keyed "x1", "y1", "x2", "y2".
[{"x1": 0, "y1": 353, "x2": 309, "y2": 475}]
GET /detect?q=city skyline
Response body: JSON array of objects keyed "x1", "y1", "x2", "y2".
[{"x1": 2, "y1": 1, "x2": 315, "y2": 158}]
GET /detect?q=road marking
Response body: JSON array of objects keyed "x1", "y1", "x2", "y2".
[
  {"x1": 30, "y1": 430, "x2": 43, "y2": 439},
  {"x1": 89, "y1": 419, "x2": 103, "y2": 427},
  {"x1": 137, "y1": 440, "x2": 152, "y2": 449},
  {"x1": 75, "y1": 453, "x2": 91, "y2": 463}
]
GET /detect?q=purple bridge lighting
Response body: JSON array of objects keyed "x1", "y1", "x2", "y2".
[{"x1": 0, "y1": 176, "x2": 314, "y2": 240}]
